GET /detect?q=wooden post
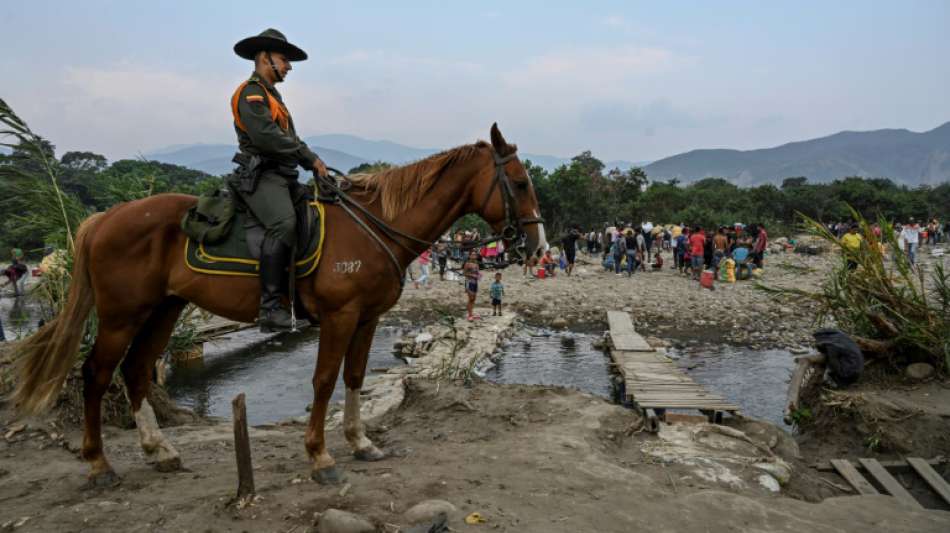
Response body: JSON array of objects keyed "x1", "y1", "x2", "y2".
[
  {"x1": 784, "y1": 354, "x2": 825, "y2": 424},
  {"x1": 232, "y1": 393, "x2": 255, "y2": 498}
]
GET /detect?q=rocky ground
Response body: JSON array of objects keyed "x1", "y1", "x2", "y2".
[{"x1": 392, "y1": 244, "x2": 832, "y2": 350}]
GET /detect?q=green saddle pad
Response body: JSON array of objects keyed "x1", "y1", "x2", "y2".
[{"x1": 185, "y1": 201, "x2": 325, "y2": 278}]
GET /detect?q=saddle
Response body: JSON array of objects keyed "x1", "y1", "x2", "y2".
[{"x1": 181, "y1": 183, "x2": 325, "y2": 278}]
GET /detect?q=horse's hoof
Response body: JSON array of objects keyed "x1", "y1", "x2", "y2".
[
  {"x1": 311, "y1": 465, "x2": 346, "y2": 485},
  {"x1": 154, "y1": 456, "x2": 183, "y2": 473},
  {"x1": 82, "y1": 470, "x2": 121, "y2": 490},
  {"x1": 353, "y1": 446, "x2": 387, "y2": 462}
]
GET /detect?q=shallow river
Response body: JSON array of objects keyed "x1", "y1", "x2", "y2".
[
  {"x1": 669, "y1": 346, "x2": 796, "y2": 427},
  {"x1": 486, "y1": 328, "x2": 615, "y2": 400},
  {"x1": 487, "y1": 329, "x2": 796, "y2": 427},
  {"x1": 3, "y1": 290, "x2": 797, "y2": 428},
  {"x1": 166, "y1": 327, "x2": 404, "y2": 425}
]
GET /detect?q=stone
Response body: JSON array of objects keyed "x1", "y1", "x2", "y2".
[
  {"x1": 316, "y1": 509, "x2": 375, "y2": 533},
  {"x1": 757, "y1": 473, "x2": 781, "y2": 493},
  {"x1": 753, "y1": 458, "x2": 792, "y2": 485},
  {"x1": 404, "y1": 499, "x2": 458, "y2": 524},
  {"x1": 905, "y1": 363, "x2": 935, "y2": 381},
  {"x1": 550, "y1": 317, "x2": 568, "y2": 329}
]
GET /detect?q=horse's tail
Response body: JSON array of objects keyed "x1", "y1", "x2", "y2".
[{"x1": 13, "y1": 213, "x2": 103, "y2": 415}]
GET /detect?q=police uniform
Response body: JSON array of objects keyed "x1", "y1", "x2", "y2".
[{"x1": 231, "y1": 28, "x2": 320, "y2": 331}]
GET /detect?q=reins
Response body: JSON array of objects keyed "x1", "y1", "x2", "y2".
[{"x1": 316, "y1": 146, "x2": 543, "y2": 286}]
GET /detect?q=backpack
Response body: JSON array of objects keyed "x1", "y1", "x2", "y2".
[
  {"x1": 180, "y1": 188, "x2": 235, "y2": 244},
  {"x1": 625, "y1": 235, "x2": 637, "y2": 251}
]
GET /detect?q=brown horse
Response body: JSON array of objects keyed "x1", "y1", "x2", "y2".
[{"x1": 13, "y1": 124, "x2": 546, "y2": 486}]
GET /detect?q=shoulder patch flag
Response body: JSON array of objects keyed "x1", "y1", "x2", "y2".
[{"x1": 245, "y1": 94, "x2": 265, "y2": 103}]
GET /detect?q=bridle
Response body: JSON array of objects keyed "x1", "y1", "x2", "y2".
[
  {"x1": 317, "y1": 145, "x2": 544, "y2": 286},
  {"x1": 476, "y1": 149, "x2": 545, "y2": 256}
]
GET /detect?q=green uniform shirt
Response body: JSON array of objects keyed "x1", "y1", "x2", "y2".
[{"x1": 234, "y1": 73, "x2": 319, "y2": 171}]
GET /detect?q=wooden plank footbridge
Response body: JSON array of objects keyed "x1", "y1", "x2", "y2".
[{"x1": 607, "y1": 310, "x2": 739, "y2": 432}]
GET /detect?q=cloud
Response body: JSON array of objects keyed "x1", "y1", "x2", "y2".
[
  {"x1": 578, "y1": 99, "x2": 719, "y2": 134},
  {"x1": 7, "y1": 45, "x2": 691, "y2": 162},
  {"x1": 600, "y1": 15, "x2": 628, "y2": 28},
  {"x1": 328, "y1": 49, "x2": 484, "y2": 75},
  {"x1": 503, "y1": 45, "x2": 678, "y2": 97}
]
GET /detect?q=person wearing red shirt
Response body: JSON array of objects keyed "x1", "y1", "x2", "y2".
[{"x1": 689, "y1": 226, "x2": 706, "y2": 279}]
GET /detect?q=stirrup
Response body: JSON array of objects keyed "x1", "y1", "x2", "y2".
[{"x1": 259, "y1": 308, "x2": 293, "y2": 333}]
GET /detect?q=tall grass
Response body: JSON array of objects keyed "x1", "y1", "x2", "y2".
[
  {"x1": 764, "y1": 207, "x2": 950, "y2": 372},
  {"x1": 0, "y1": 99, "x2": 86, "y2": 252}
]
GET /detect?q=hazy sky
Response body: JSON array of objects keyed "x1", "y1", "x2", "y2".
[{"x1": 3, "y1": 0, "x2": 948, "y2": 162}]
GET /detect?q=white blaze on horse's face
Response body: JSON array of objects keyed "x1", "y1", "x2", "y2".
[
  {"x1": 534, "y1": 221, "x2": 548, "y2": 255},
  {"x1": 520, "y1": 208, "x2": 546, "y2": 257}
]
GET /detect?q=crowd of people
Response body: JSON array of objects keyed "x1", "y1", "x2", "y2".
[
  {"x1": 561, "y1": 222, "x2": 769, "y2": 282},
  {"x1": 832, "y1": 216, "x2": 946, "y2": 269}
]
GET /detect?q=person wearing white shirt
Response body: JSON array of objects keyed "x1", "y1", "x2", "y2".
[{"x1": 900, "y1": 219, "x2": 920, "y2": 266}]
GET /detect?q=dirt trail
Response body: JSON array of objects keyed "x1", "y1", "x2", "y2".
[{"x1": 2, "y1": 380, "x2": 948, "y2": 532}]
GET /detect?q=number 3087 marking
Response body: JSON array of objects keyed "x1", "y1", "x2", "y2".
[{"x1": 333, "y1": 260, "x2": 362, "y2": 274}]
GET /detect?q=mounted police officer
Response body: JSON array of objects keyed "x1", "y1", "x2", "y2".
[{"x1": 231, "y1": 29, "x2": 328, "y2": 332}]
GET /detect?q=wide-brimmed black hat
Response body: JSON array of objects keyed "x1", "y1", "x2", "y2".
[{"x1": 234, "y1": 28, "x2": 308, "y2": 61}]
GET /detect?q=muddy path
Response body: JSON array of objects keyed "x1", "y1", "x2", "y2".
[{"x1": 2, "y1": 380, "x2": 948, "y2": 532}]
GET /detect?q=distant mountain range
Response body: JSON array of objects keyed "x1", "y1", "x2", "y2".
[
  {"x1": 144, "y1": 142, "x2": 370, "y2": 176},
  {"x1": 644, "y1": 122, "x2": 950, "y2": 186},
  {"x1": 136, "y1": 122, "x2": 950, "y2": 186},
  {"x1": 144, "y1": 133, "x2": 645, "y2": 176}
]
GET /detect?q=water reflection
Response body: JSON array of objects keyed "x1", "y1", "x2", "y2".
[
  {"x1": 669, "y1": 346, "x2": 797, "y2": 427},
  {"x1": 0, "y1": 294, "x2": 44, "y2": 341},
  {"x1": 165, "y1": 326, "x2": 404, "y2": 425},
  {"x1": 486, "y1": 329, "x2": 614, "y2": 399}
]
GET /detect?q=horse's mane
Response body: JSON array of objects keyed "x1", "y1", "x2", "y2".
[{"x1": 347, "y1": 141, "x2": 490, "y2": 220}]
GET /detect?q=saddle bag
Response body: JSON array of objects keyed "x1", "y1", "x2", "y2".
[{"x1": 180, "y1": 188, "x2": 236, "y2": 244}]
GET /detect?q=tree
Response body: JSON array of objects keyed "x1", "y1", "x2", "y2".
[
  {"x1": 348, "y1": 161, "x2": 393, "y2": 174},
  {"x1": 781, "y1": 176, "x2": 808, "y2": 189},
  {"x1": 61, "y1": 151, "x2": 107, "y2": 172}
]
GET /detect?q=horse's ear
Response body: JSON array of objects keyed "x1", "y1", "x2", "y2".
[{"x1": 490, "y1": 123, "x2": 511, "y2": 155}]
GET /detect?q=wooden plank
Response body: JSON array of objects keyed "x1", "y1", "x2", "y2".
[
  {"x1": 630, "y1": 386, "x2": 708, "y2": 392},
  {"x1": 607, "y1": 311, "x2": 653, "y2": 351},
  {"x1": 831, "y1": 459, "x2": 879, "y2": 495},
  {"x1": 627, "y1": 372, "x2": 691, "y2": 380},
  {"x1": 858, "y1": 459, "x2": 921, "y2": 508},
  {"x1": 631, "y1": 393, "x2": 733, "y2": 402},
  {"x1": 611, "y1": 335, "x2": 654, "y2": 352},
  {"x1": 907, "y1": 457, "x2": 950, "y2": 506},
  {"x1": 636, "y1": 401, "x2": 738, "y2": 408},
  {"x1": 607, "y1": 310, "x2": 636, "y2": 334},
  {"x1": 638, "y1": 401, "x2": 739, "y2": 409}
]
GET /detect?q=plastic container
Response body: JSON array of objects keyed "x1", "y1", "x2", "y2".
[
  {"x1": 536, "y1": 267, "x2": 546, "y2": 279},
  {"x1": 700, "y1": 269, "x2": 715, "y2": 289}
]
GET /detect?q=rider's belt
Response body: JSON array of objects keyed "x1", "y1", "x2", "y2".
[
  {"x1": 232, "y1": 153, "x2": 299, "y2": 194},
  {"x1": 231, "y1": 80, "x2": 290, "y2": 132}
]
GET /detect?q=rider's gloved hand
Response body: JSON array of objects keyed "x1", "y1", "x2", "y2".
[{"x1": 312, "y1": 158, "x2": 328, "y2": 178}]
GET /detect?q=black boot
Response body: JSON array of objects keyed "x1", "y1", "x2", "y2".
[{"x1": 259, "y1": 238, "x2": 294, "y2": 332}]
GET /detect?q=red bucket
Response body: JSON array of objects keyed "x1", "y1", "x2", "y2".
[
  {"x1": 536, "y1": 267, "x2": 546, "y2": 279},
  {"x1": 700, "y1": 269, "x2": 715, "y2": 289}
]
